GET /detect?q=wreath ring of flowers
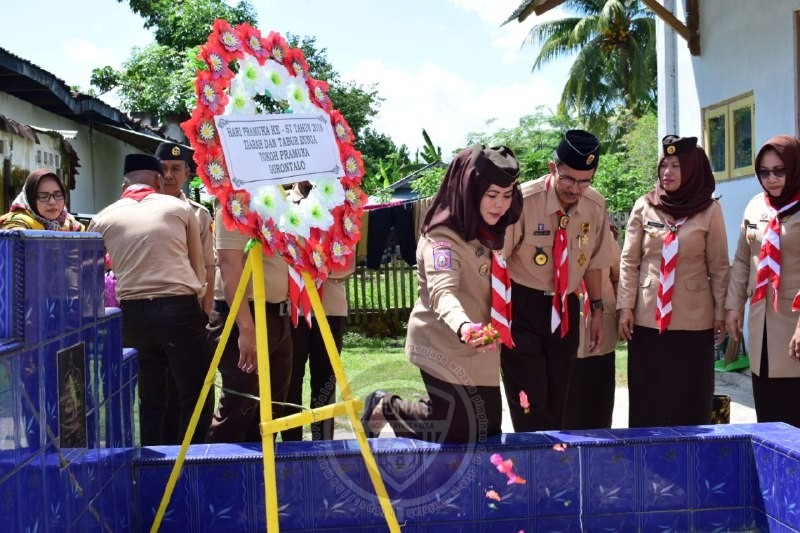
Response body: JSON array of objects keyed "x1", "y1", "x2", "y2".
[{"x1": 182, "y1": 20, "x2": 366, "y2": 282}]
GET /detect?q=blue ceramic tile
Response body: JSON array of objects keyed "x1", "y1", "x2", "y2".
[
  {"x1": 752, "y1": 441, "x2": 778, "y2": 519},
  {"x1": 62, "y1": 450, "x2": 89, "y2": 522},
  {"x1": 112, "y1": 463, "x2": 135, "y2": 531},
  {"x1": 23, "y1": 237, "x2": 42, "y2": 343},
  {"x1": 193, "y1": 461, "x2": 254, "y2": 532},
  {"x1": 766, "y1": 514, "x2": 800, "y2": 533},
  {"x1": 17, "y1": 452, "x2": 46, "y2": 533},
  {"x1": 748, "y1": 507, "x2": 770, "y2": 532},
  {"x1": 478, "y1": 449, "x2": 531, "y2": 522},
  {"x1": 95, "y1": 321, "x2": 109, "y2": 409},
  {"x1": 639, "y1": 442, "x2": 690, "y2": 512},
  {"x1": 640, "y1": 510, "x2": 690, "y2": 532},
  {"x1": 309, "y1": 452, "x2": 371, "y2": 528},
  {"x1": 136, "y1": 464, "x2": 195, "y2": 533},
  {"x1": 473, "y1": 518, "x2": 529, "y2": 533},
  {"x1": 81, "y1": 325, "x2": 98, "y2": 416},
  {"x1": 108, "y1": 394, "x2": 123, "y2": 448},
  {"x1": 0, "y1": 236, "x2": 15, "y2": 340},
  {"x1": 693, "y1": 508, "x2": 748, "y2": 532},
  {"x1": 605, "y1": 426, "x2": 680, "y2": 441},
  {"x1": 0, "y1": 357, "x2": 17, "y2": 459},
  {"x1": 692, "y1": 439, "x2": 746, "y2": 509},
  {"x1": 41, "y1": 341, "x2": 60, "y2": 446},
  {"x1": 533, "y1": 515, "x2": 585, "y2": 532},
  {"x1": 776, "y1": 451, "x2": 800, "y2": 527},
  {"x1": 585, "y1": 513, "x2": 637, "y2": 532},
  {"x1": 585, "y1": 445, "x2": 637, "y2": 515},
  {"x1": 41, "y1": 239, "x2": 65, "y2": 339},
  {"x1": 44, "y1": 446, "x2": 72, "y2": 531},
  {"x1": 533, "y1": 444, "x2": 581, "y2": 517},
  {"x1": 415, "y1": 522, "x2": 478, "y2": 533},
  {"x1": 417, "y1": 451, "x2": 477, "y2": 523},
  {"x1": 64, "y1": 238, "x2": 81, "y2": 332},
  {"x1": 0, "y1": 470, "x2": 18, "y2": 530},
  {"x1": 17, "y1": 349, "x2": 43, "y2": 460}
]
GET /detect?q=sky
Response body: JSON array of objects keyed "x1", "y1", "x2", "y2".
[{"x1": 0, "y1": 0, "x2": 570, "y2": 158}]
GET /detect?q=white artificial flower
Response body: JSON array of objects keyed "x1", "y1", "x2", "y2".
[
  {"x1": 223, "y1": 79, "x2": 257, "y2": 115},
  {"x1": 278, "y1": 203, "x2": 311, "y2": 240},
  {"x1": 263, "y1": 59, "x2": 291, "y2": 101},
  {"x1": 250, "y1": 185, "x2": 288, "y2": 221},
  {"x1": 308, "y1": 178, "x2": 345, "y2": 210},
  {"x1": 286, "y1": 79, "x2": 313, "y2": 112},
  {"x1": 236, "y1": 56, "x2": 267, "y2": 95},
  {"x1": 301, "y1": 195, "x2": 334, "y2": 231}
]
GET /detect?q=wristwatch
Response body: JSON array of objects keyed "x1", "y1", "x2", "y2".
[{"x1": 590, "y1": 299, "x2": 605, "y2": 313}]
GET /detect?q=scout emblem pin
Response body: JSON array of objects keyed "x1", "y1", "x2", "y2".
[
  {"x1": 479, "y1": 264, "x2": 489, "y2": 276},
  {"x1": 559, "y1": 214, "x2": 570, "y2": 229},
  {"x1": 578, "y1": 254, "x2": 587, "y2": 266},
  {"x1": 171, "y1": 146, "x2": 181, "y2": 156},
  {"x1": 534, "y1": 247, "x2": 548, "y2": 266},
  {"x1": 666, "y1": 145, "x2": 676, "y2": 155},
  {"x1": 586, "y1": 154, "x2": 595, "y2": 166}
]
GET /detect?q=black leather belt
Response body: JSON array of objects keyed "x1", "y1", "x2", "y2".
[
  {"x1": 120, "y1": 294, "x2": 196, "y2": 307},
  {"x1": 213, "y1": 299, "x2": 289, "y2": 317}
]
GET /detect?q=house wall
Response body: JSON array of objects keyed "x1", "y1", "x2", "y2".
[
  {"x1": 0, "y1": 92, "x2": 144, "y2": 214},
  {"x1": 658, "y1": 0, "x2": 800, "y2": 258}
]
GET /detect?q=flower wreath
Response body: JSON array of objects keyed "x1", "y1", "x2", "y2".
[{"x1": 182, "y1": 20, "x2": 366, "y2": 295}]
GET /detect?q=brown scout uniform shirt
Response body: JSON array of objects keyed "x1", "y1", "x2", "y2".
[
  {"x1": 406, "y1": 226, "x2": 501, "y2": 387},
  {"x1": 506, "y1": 176, "x2": 613, "y2": 293},
  {"x1": 578, "y1": 236, "x2": 621, "y2": 358},
  {"x1": 214, "y1": 204, "x2": 289, "y2": 304},
  {"x1": 180, "y1": 192, "x2": 215, "y2": 272},
  {"x1": 88, "y1": 193, "x2": 205, "y2": 300},
  {"x1": 726, "y1": 193, "x2": 800, "y2": 378},
  {"x1": 617, "y1": 196, "x2": 729, "y2": 331}
]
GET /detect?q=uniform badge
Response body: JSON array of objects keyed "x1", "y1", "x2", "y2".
[
  {"x1": 577, "y1": 253, "x2": 587, "y2": 267},
  {"x1": 559, "y1": 215, "x2": 570, "y2": 229},
  {"x1": 586, "y1": 154, "x2": 595, "y2": 166},
  {"x1": 433, "y1": 248, "x2": 452, "y2": 271},
  {"x1": 581, "y1": 222, "x2": 590, "y2": 234},
  {"x1": 475, "y1": 247, "x2": 485, "y2": 258},
  {"x1": 534, "y1": 247, "x2": 548, "y2": 266},
  {"x1": 537, "y1": 223, "x2": 545, "y2": 232},
  {"x1": 666, "y1": 145, "x2": 676, "y2": 155},
  {"x1": 479, "y1": 264, "x2": 489, "y2": 276},
  {"x1": 646, "y1": 220, "x2": 666, "y2": 228},
  {"x1": 171, "y1": 146, "x2": 181, "y2": 157}
]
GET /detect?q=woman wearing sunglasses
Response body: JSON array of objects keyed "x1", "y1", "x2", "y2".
[
  {"x1": 0, "y1": 169, "x2": 84, "y2": 231},
  {"x1": 726, "y1": 135, "x2": 800, "y2": 426}
]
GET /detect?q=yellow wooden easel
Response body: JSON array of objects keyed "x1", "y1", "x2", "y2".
[{"x1": 149, "y1": 242, "x2": 400, "y2": 532}]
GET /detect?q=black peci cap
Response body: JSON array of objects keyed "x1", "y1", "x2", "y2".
[
  {"x1": 661, "y1": 135, "x2": 698, "y2": 156},
  {"x1": 555, "y1": 129, "x2": 600, "y2": 170},
  {"x1": 124, "y1": 154, "x2": 163, "y2": 175},
  {"x1": 474, "y1": 145, "x2": 520, "y2": 187}
]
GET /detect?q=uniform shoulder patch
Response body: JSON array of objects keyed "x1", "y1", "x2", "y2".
[
  {"x1": 431, "y1": 241, "x2": 452, "y2": 248},
  {"x1": 432, "y1": 247, "x2": 452, "y2": 271}
]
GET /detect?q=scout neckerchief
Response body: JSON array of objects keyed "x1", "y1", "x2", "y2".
[
  {"x1": 121, "y1": 184, "x2": 156, "y2": 202},
  {"x1": 655, "y1": 217, "x2": 688, "y2": 333},
  {"x1": 547, "y1": 176, "x2": 570, "y2": 337},
  {"x1": 752, "y1": 192, "x2": 800, "y2": 310},
  {"x1": 288, "y1": 267, "x2": 324, "y2": 328},
  {"x1": 491, "y1": 249, "x2": 514, "y2": 348},
  {"x1": 793, "y1": 291, "x2": 800, "y2": 312}
]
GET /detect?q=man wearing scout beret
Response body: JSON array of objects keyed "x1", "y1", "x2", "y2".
[
  {"x1": 88, "y1": 153, "x2": 213, "y2": 445},
  {"x1": 502, "y1": 129, "x2": 614, "y2": 432}
]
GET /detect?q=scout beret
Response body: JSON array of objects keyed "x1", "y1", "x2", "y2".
[
  {"x1": 556, "y1": 129, "x2": 600, "y2": 170},
  {"x1": 154, "y1": 142, "x2": 192, "y2": 163},
  {"x1": 661, "y1": 135, "x2": 698, "y2": 156},
  {"x1": 124, "y1": 154, "x2": 163, "y2": 175},
  {"x1": 474, "y1": 145, "x2": 520, "y2": 187}
]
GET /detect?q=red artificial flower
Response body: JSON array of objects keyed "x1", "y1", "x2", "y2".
[
  {"x1": 258, "y1": 218, "x2": 284, "y2": 256},
  {"x1": 307, "y1": 237, "x2": 329, "y2": 280},
  {"x1": 181, "y1": 106, "x2": 219, "y2": 150},
  {"x1": 336, "y1": 206, "x2": 362, "y2": 245},
  {"x1": 286, "y1": 48, "x2": 310, "y2": 78},
  {"x1": 329, "y1": 110, "x2": 355, "y2": 144},
  {"x1": 200, "y1": 146, "x2": 231, "y2": 194},
  {"x1": 264, "y1": 31, "x2": 290, "y2": 65},
  {"x1": 307, "y1": 77, "x2": 331, "y2": 110},
  {"x1": 212, "y1": 19, "x2": 244, "y2": 58},
  {"x1": 238, "y1": 22, "x2": 268, "y2": 63},
  {"x1": 339, "y1": 144, "x2": 364, "y2": 179},
  {"x1": 219, "y1": 189, "x2": 254, "y2": 231},
  {"x1": 328, "y1": 237, "x2": 352, "y2": 268},
  {"x1": 282, "y1": 234, "x2": 309, "y2": 269},
  {"x1": 199, "y1": 42, "x2": 234, "y2": 80},
  {"x1": 195, "y1": 70, "x2": 228, "y2": 113},
  {"x1": 343, "y1": 186, "x2": 367, "y2": 212}
]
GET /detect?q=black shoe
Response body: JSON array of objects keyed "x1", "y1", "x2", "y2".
[{"x1": 360, "y1": 390, "x2": 386, "y2": 438}]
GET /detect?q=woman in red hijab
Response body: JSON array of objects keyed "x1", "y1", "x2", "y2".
[
  {"x1": 0, "y1": 169, "x2": 83, "y2": 231},
  {"x1": 726, "y1": 135, "x2": 800, "y2": 426}
]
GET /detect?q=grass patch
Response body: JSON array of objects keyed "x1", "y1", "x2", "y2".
[{"x1": 615, "y1": 341, "x2": 628, "y2": 387}]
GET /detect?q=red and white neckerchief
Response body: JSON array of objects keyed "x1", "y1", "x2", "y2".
[
  {"x1": 793, "y1": 291, "x2": 800, "y2": 312},
  {"x1": 655, "y1": 217, "x2": 688, "y2": 333},
  {"x1": 288, "y1": 268, "x2": 323, "y2": 328},
  {"x1": 547, "y1": 176, "x2": 570, "y2": 337},
  {"x1": 490, "y1": 250, "x2": 514, "y2": 348},
  {"x1": 121, "y1": 184, "x2": 156, "y2": 202},
  {"x1": 752, "y1": 193, "x2": 800, "y2": 311}
]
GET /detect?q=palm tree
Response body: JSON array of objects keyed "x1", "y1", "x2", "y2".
[{"x1": 523, "y1": 0, "x2": 656, "y2": 137}]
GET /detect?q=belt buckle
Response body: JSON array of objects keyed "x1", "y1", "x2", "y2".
[
  {"x1": 279, "y1": 301, "x2": 289, "y2": 316},
  {"x1": 543, "y1": 290, "x2": 555, "y2": 296}
]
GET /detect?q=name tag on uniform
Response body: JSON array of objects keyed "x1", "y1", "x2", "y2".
[
  {"x1": 533, "y1": 230, "x2": 551, "y2": 236},
  {"x1": 746, "y1": 223, "x2": 758, "y2": 229},
  {"x1": 646, "y1": 220, "x2": 665, "y2": 228}
]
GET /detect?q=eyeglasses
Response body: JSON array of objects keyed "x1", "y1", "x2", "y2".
[
  {"x1": 35, "y1": 192, "x2": 65, "y2": 202},
  {"x1": 757, "y1": 168, "x2": 787, "y2": 180},
  {"x1": 556, "y1": 169, "x2": 593, "y2": 189}
]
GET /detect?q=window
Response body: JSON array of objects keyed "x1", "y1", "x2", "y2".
[
  {"x1": 703, "y1": 93, "x2": 755, "y2": 181},
  {"x1": 36, "y1": 150, "x2": 42, "y2": 163},
  {"x1": 0, "y1": 140, "x2": 4, "y2": 155}
]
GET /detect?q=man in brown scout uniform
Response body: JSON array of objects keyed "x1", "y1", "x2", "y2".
[
  {"x1": 88, "y1": 154, "x2": 214, "y2": 445},
  {"x1": 502, "y1": 130, "x2": 613, "y2": 432},
  {"x1": 205, "y1": 200, "x2": 293, "y2": 443},
  {"x1": 155, "y1": 141, "x2": 216, "y2": 444}
]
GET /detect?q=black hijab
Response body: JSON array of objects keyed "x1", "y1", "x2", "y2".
[
  {"x1": 755, "y1": 135, "x2": 800, "y2": 208},
  {"x1": 646, "y1": 135, "x2": 715, "y2": 219}
]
